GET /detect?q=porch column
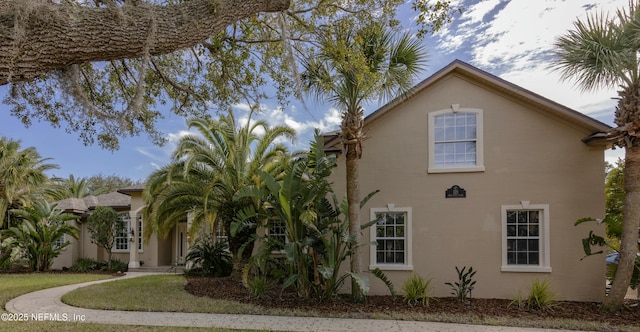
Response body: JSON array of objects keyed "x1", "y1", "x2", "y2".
[
  {"x1": 186, "y1": 211, "x2": 193, "y2": 253},
  {"x1": 128, "y1": 211, "x2": 140, "y2": 269}
]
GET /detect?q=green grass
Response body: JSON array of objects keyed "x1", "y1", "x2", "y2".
[
  {"x1": 0, "y1": 273, "x2": 258, "y2": 331},
  {"x1": 0, "y1": 273, "x2": 110, "y2": 309},
  {"x1": 62, "y1": 275, "x2": 261, "y2": 314}
]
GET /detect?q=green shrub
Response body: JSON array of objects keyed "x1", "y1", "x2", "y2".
[
  {"x1": 526, "y1": 278, "x2": 558, "y2": 311},
  {"x1": 103, "y1": 258, "x2": 128, "y2": 272},
  {"x1": 248, "y1": 276, "x2": 269, "y2": 298},
  {"x1": 445, "y1": 266, "x2": 477, "y2": 304},
  {"x1": 401, "y1": 273, "x2": 432, "y2": 306},
  {"x1": 508, "y1": 290, "x2": 526, "y2": 310},
  {"x1": 185, "y1": 235, "x2": 233, "y2": 277},
  {"x1": 71, "y1": 258, "x2": 101, "y2": 272},
  {"x1": 71, "y1": 258, "x2": 128, "y2": 272}
]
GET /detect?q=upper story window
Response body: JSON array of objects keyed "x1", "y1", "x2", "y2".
[
  {"x1": 501, "y1": 202, "x2": 551, "y2": 273},
  {"x1": 428, "y1": 105, "x2": 484, "y2": 173}
]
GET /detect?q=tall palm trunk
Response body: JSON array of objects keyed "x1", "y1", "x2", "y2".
[
  {"x1": 604, "y1": 146, "x2": 640, "y2": 310},
  {"x1": 343, "y1": 106, "x2": 365, "y2": 303},
  {"x1": 603, "y1": 83, "x2": 640, "y2": 311}
]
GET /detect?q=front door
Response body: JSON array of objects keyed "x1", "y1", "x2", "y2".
[{"x1": 176, "y1": 222, "x2": 188, "y2": 265}]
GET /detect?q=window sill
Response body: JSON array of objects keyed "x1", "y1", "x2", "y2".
[
  {"x1": 369, "y1": 264, "x2": 414, "y2": 271},
  {"x1": 428, "y1": 166, "x2": 485, "y2": 173},
  {"x1": 501, "y1": 265, "x2": 552, "y2": 273}
]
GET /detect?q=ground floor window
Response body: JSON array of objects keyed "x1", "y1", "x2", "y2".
[
  {"x1": 370, "y1": 205, "x2": 413, "y2": 271},
  {"x1": 113, "y1": 213, "x2": 143, "y2": 252},
  {"x1": 501, "y1": 202, "x2": 551, "y2": 272},
  {"x1": 53, "y1": 234, "x2": 66, "y2": 251}
]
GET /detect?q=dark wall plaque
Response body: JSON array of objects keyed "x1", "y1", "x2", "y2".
[{"x1": 445, "y1": 185, "x2": 466, "y2": 198}]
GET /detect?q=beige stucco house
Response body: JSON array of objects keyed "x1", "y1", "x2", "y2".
[
  {"x1": 324, "y1": 60, "x2": 610, "y2": 302},
  {"x1": 53, "y1": 184, "x2": 190, "y2": 270},
  {"x1": 53, "y1": 60, "x2": 610, "y2": 302}
]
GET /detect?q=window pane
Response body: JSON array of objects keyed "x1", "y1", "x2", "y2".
[
  {"x1": 517, "y1": 211, "x2": 528, "y2": 223},
  {"x1": 517, "y1": 252, "x2": 527, "y2": 264},
  {"x1": 518, "y1": 225, "x2": 528, "y2": 236},
  {"x1": 465, "y1": 125, "x2": 477, "y2": 139},
  {"x1": 431, "y1": 112, "x2": 478, "y2": 167},
  {"x1": 374, "y1": 212, "x2": 407, "y2": 265},
  {"x1": 466, "y1": 114, "x2": 476, "y2": 125},
  {"x1": 435, "y1": 128, "x2": 445, "y2": 141},
  {"x1": 445, "y1": 127, "x2": 455, "y2": 140},
  {"x1": 386, "y1": 226, "x2": 395, "y2": 237},
  {"x1": 506, "y1": 209, "x2": 544, "y2": 266}
]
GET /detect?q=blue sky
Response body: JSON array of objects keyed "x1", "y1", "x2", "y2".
[{"x1": 0, "y1": 0, "x2": 627, "y2": 181}]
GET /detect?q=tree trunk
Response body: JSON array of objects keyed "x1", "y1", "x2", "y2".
[
  {"x1": 343, "y1": 106, "x2": 365, "y2": 303},
  {"x1": 346, "y1": 143, "x2": 364, "y2": 303},
  {"x1": 0, "y1": 0, "x2": 290, "y2": 85},
  {"x1": 603, "y1": 146, "x2": 640, "y2": 311}
]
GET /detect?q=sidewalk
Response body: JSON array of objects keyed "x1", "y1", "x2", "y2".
[{"x1": 5, "y1": 272, "x2": 575, "y2": 331}]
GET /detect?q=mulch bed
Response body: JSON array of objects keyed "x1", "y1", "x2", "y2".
[{"x1": 185, "y1": 276, "x2": 640, "y2": 328}]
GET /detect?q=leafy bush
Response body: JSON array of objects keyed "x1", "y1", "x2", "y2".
[
  {"x1": 248, "y1": 276, "x2": 269, "y2": 298},
  {"x1": 71, "y1": 258, "x2": 101, "y2": 272},
  {"x1": 445, "y1": 266, "x2": 477, "y2": 304},
  {"x1": 526, "y1": 278, "x2": 558, "y2": 311},
  {"x1": 185, "y1": 235, "x2": 233, "y2": 277},
  {"x1": 71, "y1": 258, "x2": 128, "y2": 272},
  {"x1": 2, "y1": 201, "x2": 80, "y2": 271},
  {"x1": 103, "y1": 258, "x2": 128, "y2": 272},
  {"x1": 401, "y1": 273, "x2": 432, "y2": 306},
  {"x1": 372, "y1": 268, "x2": 396, "y2": 300}
]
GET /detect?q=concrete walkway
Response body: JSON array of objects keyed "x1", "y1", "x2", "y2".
[{"x1": 5, "y1": 272, "x2": 575, "y2": 331}]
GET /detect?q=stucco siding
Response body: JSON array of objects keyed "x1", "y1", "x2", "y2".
[{"x1": 329, "y1": 74, "x2": 606, "y2": 301}]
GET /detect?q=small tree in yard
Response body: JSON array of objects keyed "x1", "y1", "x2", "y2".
[
  {"x1": 87, "y1": 206, "x2": 123, "y2": 270},
  {"x1": 2, "y1": 201, "x2": 79, "y2": 272}
]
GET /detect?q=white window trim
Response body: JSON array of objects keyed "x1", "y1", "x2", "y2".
[
  {"x1": 112, "y1": 214, "x2": 143, "y2": 253},
  {"x1": 266, "y1": 220, "x2": 288, "y2": 254},
  {"x1": 501, "y1": 201, "x2": 551, "y2": 273},
  {"x1": 369, "y1": 205, "x2": 413, "y2": 271},
  {"x1": 428, "y1": 105, "x2": 485, "y2": 173},
  {"x1": 53, "y1": 234, "x2": 66, "y2": 251}
]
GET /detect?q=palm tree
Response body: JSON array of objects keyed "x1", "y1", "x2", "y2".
[
  {"x1": 0, "y1": 137, "x2": 58, "y2": 228},
  {"x1": 3, "y1": 200, "x2": 79, "y2": 271},
  {"x1": 553, "y1": 1, "x2": 640, "y2": 311},
  {"x1": 144, "y1": 110, "x2": 295, "y2": 263},
  {"x1": 46, "y1": 174, "x2": 108, "y2": 201},
  {"x1": 302, "y1": 22, "x2": 427, "y2": 302}
]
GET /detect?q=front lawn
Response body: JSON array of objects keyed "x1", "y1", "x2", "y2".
[
  {"x1": 61, "y1": 274, "x2": 261, "y2": 314},
  {"x1": 0, "y1": 273, "x2": 253, "y2": 331}
]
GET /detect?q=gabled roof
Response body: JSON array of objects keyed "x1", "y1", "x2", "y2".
[{"x1": 324, "y1": 60, "x2": 612, "y2": 149}]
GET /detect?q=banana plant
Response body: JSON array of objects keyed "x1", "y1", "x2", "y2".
[{"x1": 233, "y1": 131, "x2": 381, "y2": 299}]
